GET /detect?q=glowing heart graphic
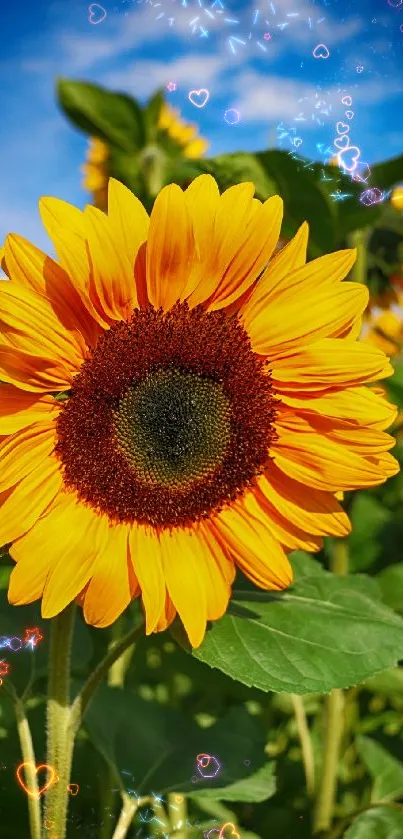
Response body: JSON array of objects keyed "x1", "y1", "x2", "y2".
[
  {"x1": 188, "y1": 88, "x2": 210, "y2": 108},
  {"x1": 218, "y1": 823, "x2": 241, "y2": 839},
  {"x1": 334, "y1": 134, "x2": 350, "y2": 150},
  {"x1": 312, "y1": 43, "x2": 330, "y2": 59},
  {"x1": 345, "y1": 110, "x2": 354, "y2": 119},
  {"x1": 294, "y1": 137, "x2": 303, "y2": 148},
  {"x1": 67, "y1": 783, "x2": 80, "y2": 796},
  {"x1": 16, "y1": 762, "x2": 58, "y2": 799},
  {"x1": 336, "y1": 121, "x2": 349, "y2": 135},
  {"x1": 341, "y1": 95, "x2": 352, "y2": 106},
  {"x1": 88, "y1": 3, "x2": 107, "y2": 24},
  {"x1": 337, "y1": 145, "x2": 361, "y2": 173}
]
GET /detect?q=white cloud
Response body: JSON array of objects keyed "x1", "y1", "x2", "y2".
[{"x1": 103, "y1": 53, "x2": 226, "y2": 97}]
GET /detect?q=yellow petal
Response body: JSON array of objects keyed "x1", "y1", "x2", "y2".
[
  {"x1": 0, "y1": 385, "x2": 59, "y2": 434},
  {"x1": 84, "y1": 205, "x2": 138, "y2": 320},
  {"x1": 83, "y1": 520, "x2": 138, "y2": 627},
  {"x1": 0, "y1": 422, "x2": 57, "y2": 491},
  {"x1": 280, "y1": 385, "x2": 398, "y2": 431},
  {"x1": 0, "y1": 346, "x2": 74, "y2": 392},
  {"x1": 146, "y1": 183, "x2": 195, "y2": 311},
  {"x1": 272, "y1": 338, "x2": 393, "y2": 390},
  {"x1": 245, "y1": 280, "x2": 368, "y2": 357},
  {"x1": 0, "y1": 457, "x2": 63, "y2": 545},
  {"x1": 212, "y1": 494, "x2": 293, "y2": 590},
  {"x1": 107, "y1": 178, "x2": 150, "y2": 267},
  {"x1": 41, "y1": 495, "x2": 107, "y2": 618},
  {"x1": 129, "y1": 524, "x2": 166, "y2": 634}
]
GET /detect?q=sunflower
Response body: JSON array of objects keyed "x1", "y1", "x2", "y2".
[
  {"x1": 0, "y1": 177, "x2": 399, "y2": 648},
  {"x1": 82, "y1": 103, "x2": 208, "y2": 209}
]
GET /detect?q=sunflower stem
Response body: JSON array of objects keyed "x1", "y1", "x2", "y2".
[
  {"x1": 14, "y1": 694, "x2": 42, "y2": 839},
  {"x1": 313, "y1": 539, "x2": 348, "y2": 834},
  {"x1": 168, "y1": 793, "x2": 188, "y2": 838},
  {"x1": 44, "y1": 604, "x2": 76, "y2": 839},
  {"x1": 291, "y1": 694, "x2": 315, "y2": 797},
  {"x1": 111, "y1": 793, "x2": 140, "y2": 839},
  {"x1": 348, "y1": 228, "x2": 369, "y2": 286},
  {"x1": 70, "y1": 618, "x2": 144, "y2": 737}
]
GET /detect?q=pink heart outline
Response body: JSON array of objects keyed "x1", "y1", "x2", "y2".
[
  {"x1": 88, "y1": 3, "x2": 107, "y2": 24},
  {"x1": 312, "y1": 43, "x2": 330, "y2": 59},
  {"x1": 341, "y1": 95, "x2": 352, "y2": 106},
  {"x1": 188, "y1": 88, "x2": 210, "y2": 108},
  {"x1": 337, "y1": 145, "x2": 361, "y2": 173},
  {"x1": 345, "y1": 110, "x2": 354, "y2": 119},
  {"x1": 336, "y1": 121, "x2": 349, "y2": 135},
  {"x1": 334, "y1": 134, "x2": 350, "y2": 151}
]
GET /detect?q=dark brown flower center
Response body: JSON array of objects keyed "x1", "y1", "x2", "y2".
[{"x1": 55, "y1": 302, "x2": 278, "y2": 529}]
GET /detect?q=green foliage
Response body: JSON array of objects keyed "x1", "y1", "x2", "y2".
[
  {"x1": 356, "y1": 735, "x2": 403, "y2": 802},
  {"x1": 187, "y1": 576, "x2": 403, "y2": 694},
  {"x1": 57, "y1": 79, "x2": 145, "y2": 151},
  {"x1": 344, "y1": 807, "x2": 403, "y2": 838}
]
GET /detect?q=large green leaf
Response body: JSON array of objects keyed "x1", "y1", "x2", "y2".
[
  {"x1": 191, "y1": 761, "x2": 275, "y2": 803},
  {"x1": 256, "y1": 150, "x2": 337, "y2": 256},
  {"x1": 356, "y1": 736, "x2": 403, "y2": 802},
  {"x1": 188, "y1": 576, "x2": 403, "y2": 694},
  {"x1": 84, "y1": 684, "x2": 269, "y2": 796},
  {"x1": 200, "y1": 153, "x2": 278, "y2": 201},
  {"x1": 377, "y1": 564, "x2": 403, "y2": 613},
  {"x1": 345, "y1": 807, "x2": 403, "y2": 839},
  {"x1": 57, "y1": 79, "x2": 145, "y2": 151},
  {"x1": 370, "y1": 154, "x2": 403, "y2": 191}
]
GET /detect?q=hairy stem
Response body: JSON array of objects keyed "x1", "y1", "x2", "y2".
[
  {"x1": 291, "y1": 694, "x2": 315, "y2": 797},
  {"x1": 14, "y1": 695, "x2": 41, "y2": 839},
  {"x1": 111, "y1": 794, "x2": 139, "y2": 839},
  {"x1": 313, "y1": 539, "x2": 349, "y2": 834},
  {"x1": 44, "y1": 604, "x2": 76, "y2": 839}
]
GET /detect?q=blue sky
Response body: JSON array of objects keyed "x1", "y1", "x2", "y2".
[{"x1": 0, "y1": 0, "x2": 402, "y2": 253}]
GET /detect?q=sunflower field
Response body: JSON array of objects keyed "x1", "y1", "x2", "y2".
[{"x1": 1, "y1": 79, "x2": 403, "y2": 839}]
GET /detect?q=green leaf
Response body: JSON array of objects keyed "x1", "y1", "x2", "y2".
[
  {"x1": 0, "y1": 564, "x2": 11, "y2": 590},
  {"x1": 356, "y1": 736, "x2": 403, "y2": 802},
  {"x1": 348, "y1": 493, "x2": 391, "y2": 572},
  {"x1": 57, "y1": 79, "x2": 145, "y2": 152},
  {"x1": 345, "y1": 807, "x2": 403, "y2": 839},
  {"x1": 191, "y1": 761, "x2": 275, "y2": 802},
  {"x1": 256, "y1": 150, "x2": 337, "y2": 256},
  {"x1": 200, "y1": 153, "x2": 278, "y2": 200},
  {"x1": 191, "y1": 575, "x2": 403, "y2": 694},
  {"x1": 289, "y1": 552, "x2": 327, "y2": 580},
  {"x1": 84, "y1": 684, "x2": 269, "y2": 796},
  {"x1": 370, "y1": 154, "x2": 403, "y2": 191},
  {"x1": 377, "y1": 564, "x2": 403, "y2": 613}
]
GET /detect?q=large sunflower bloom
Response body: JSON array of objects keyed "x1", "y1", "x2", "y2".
[{"x1": 0, "y1": 177, "x2": 399, "y2": 648}]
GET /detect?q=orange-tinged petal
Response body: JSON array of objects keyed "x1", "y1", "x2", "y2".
[
  {"x1": 0, "y1": 280, "x2": 85, "y2": 371},
  {"x1": 154, "y1": 592, "x2": 177, "y2": 633},
  {"x1": 258, "y1": 462, "x2": 351, "y2": 537},
  {"x1": 280, "y1": 385, "x2": 398, "y2": 430},
  {"x1": 129, "y1": 525, "x2": 166, "y2": 634},
  {"x1": 0, "y1": 422, "x2": 57, "y2": 491},
  {"x1": 272, "y1": 411, "x2": 397, "y2": 490},
  {"x1": 84, "y1": 204, "x2": 139, "y2": 320},
  {"x1": 0, "y1": 385, "x2": 59, "y2": 434},
  {"x1": 206, "y1": 195, "x2": 283, "y2": 311},
  {"x1": 83, "y1": 520, "x2": 138, "y2": 627},
  {"x1": 186, "y1": 182, "x2": 256, "y2": 308},
  {"x1": 107, "y1": 178, "x2": 149, "y2": 266},
  {"x1": 0, "y1": 457, "x2": 63, "y2": 545},
  {"x1": 212, "y1": 493, "x2": 293, "y2": 590},
  {"x1": 240, "y1": 221, "x2": 309, "y2": 322},
  {"x1": 245, "y1": 280, "x2": 368, "y2": 357},
  {"x1": 146, "y1": 183, "x2": 195, "y2": 311},
  {"x1": 4, "y1": 234, "x2": 99, "y2": 349},
  {"x1": 272, "y1": 338, "x2": 393, "y2": 390},
  {"x1": 0, "y1": 346, "x2": 74, "y2": 392},
  {"x1": 241, "y1": 246, "x2": 356, "y2": 335},
  {"x1": 41, "y1": 495, "x2": 107, "y2": 618}
]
